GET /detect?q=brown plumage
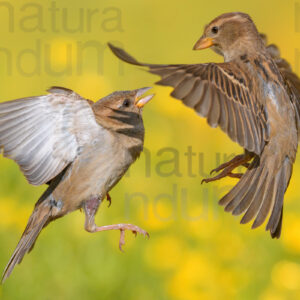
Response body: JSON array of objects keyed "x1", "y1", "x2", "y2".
[
  {"x1": 0, "y1": 86, "x2": 154, "y2": 282},
  {"x1": 108, "y1": 12, "x2": 300, "y2": 239}
]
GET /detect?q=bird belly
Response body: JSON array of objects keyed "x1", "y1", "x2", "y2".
[
  {"x1": 52, "y1": 136, "x2": 133, "y2": 214},
  {"x1": 265, "y1": 91, "x2": 298, "y2": 162}
]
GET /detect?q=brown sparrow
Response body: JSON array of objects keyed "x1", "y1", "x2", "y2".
[
  {"x1": 0, "y1": 86, "x2": 154, "y2": 282},
  {"x1": 109, "y1": 12, "x2": 300, "y2": 239}
]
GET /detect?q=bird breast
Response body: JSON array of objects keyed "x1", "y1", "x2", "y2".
[{"x1": 52, "y1": 129, "x2": 134, "y2": 213}]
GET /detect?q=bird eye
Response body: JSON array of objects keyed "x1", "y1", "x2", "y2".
[
  {"x1": 123, "y1": 99, "x2": 130, "y2": 107},
  {"x1": 211, "y1": 26, "x2": 219, "y2": 34}
]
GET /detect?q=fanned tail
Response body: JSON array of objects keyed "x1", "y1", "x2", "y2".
[{"x1": 219, "y1": 144, "x2": 292, "y2": 238}]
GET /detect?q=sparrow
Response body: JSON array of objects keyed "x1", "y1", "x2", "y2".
[
  {"x1": 0, "y1": 86, "x2": 154, "y2": 282},
  {"x1": 108, "y1": 12, "x2": 300, "y2": 239}
]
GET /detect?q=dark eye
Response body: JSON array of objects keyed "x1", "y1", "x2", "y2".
[
  {"x1": 211, "y1": 26, "x2": 219, "y2": 34},
  {"x1": 123, "y1": 99, "x2": 130, "y2": 107}
]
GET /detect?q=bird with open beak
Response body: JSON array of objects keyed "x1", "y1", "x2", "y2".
[
  {"x1": 108, "y1": 12, "x2": 300, "y2": 239},
  {"x1": 0, "y1": 86, "x2": 154, "y2": 282}
]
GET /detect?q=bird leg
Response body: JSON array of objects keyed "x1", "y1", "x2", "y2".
[
  {"x1": 84, "y1": 196, "x2": 149, "y2": 252},
  {"x1": 202, "y1": 153, "x2": 253, "y2": 184}
]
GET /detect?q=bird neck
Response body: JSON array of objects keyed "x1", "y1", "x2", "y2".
[
  {"x1": 116, "y1": 130, "x2": 144, "y2": 161},
  {"x1": 224, "y1": 35, "x2": 265, "y2": 62},
  {"x1": 93, "y1": 111, "x2": 145, "y2": 161}
]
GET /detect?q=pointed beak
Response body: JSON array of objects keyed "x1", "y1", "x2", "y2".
[
  {"x1": 193, "y1": 36, "x2": 214, "y2": 50},
  {"x1": 135, "y1": 87, "x2": 154, "y2": 108}
]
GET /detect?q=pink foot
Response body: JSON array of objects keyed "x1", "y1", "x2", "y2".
[{"x1": 94, "y1": 223, "x2": 149, "y2": 251}]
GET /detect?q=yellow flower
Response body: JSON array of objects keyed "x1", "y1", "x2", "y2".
[
  {"x1": 282, "y1": 215, "x2": 300, "y2": 254},
  {"x1": 272, "y1": 261, "x2": 300, "y2": 290},
  {"x1": 167, "y1": 251, "x2": 217, "y2": 300},
  {"x1": 0, "y1": 197, "x2": 31, "y2": 230},
  {"x1": 144, "y1": 235, "x2": 184, "y2": 271}
]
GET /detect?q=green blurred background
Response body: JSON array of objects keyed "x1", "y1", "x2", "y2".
[{"x1": 0, "y1": 0, "x2": 300, "y2": 299}]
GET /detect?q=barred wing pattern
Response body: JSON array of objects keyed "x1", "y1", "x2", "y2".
[{"x1": 108, "y1": 44, "x2": 269, "y2": 155}]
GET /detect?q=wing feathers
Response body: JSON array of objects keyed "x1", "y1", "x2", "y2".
[
  {"x1": 108, "y1": 41, "x2": 298, "y2": 239},
  {"x1": 108, "y1": 44, "x2": 268, "y2": 155},
  {"x1": 195, "y1": 83, "x2": 212, "y2": 117},
  {"x1": 183, "y1": 80, "x2": 204, "y2": 108},
  {"x1": 0, "y1": 90, "x2": 101, "y2": 185},
  {"x1": 207, "y1": 89, "x2": 221, "y2": 128},
  {"x1": 226, "y1": 100, "x2": 237, "y2": 143},
  {"x1": 171, "y1": 75, "x2": 198, "y2": 99},
  {"x1": 156, "y1": 70, "x2": 186, "y2": 87},
  {"x1": 234, "y1": 104, "x2": 245, "y2": 147}
]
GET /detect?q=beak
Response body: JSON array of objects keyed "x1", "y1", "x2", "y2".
[
  {"x1": 135, "y1": 87, "x2": 154, "y2": 108},
  {"x1": 193, "y1": 36, "x2": 214, "y2": 50}
]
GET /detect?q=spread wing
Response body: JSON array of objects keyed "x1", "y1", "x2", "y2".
[
  {"x1": 109, "y1": 43, "x2": 268, "y2": 155},
  {"x1": 261, "y1": 33, "x2": 300, "y2": 92},
  {"x1": 261, "y1": 34, "x2": 300, "y2": 124},
  {"x1": 0, "y1": 87, "x2": 100, "y2": 185},
  {"x1": 271, "y1": 48, "x2": 300, "y2": 125}
]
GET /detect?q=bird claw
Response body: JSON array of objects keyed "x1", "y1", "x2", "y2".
[
  {"x1": 106, "y1": 193, "x2": 112, "y2": 207},
  {"x1": 210, "y1": 169, "x2": 216, "y2": 175},
  {"x1": 242, "y1": 163, "x2": 250, "y2": 168},
  {"x1": 228, "y1": 172, "x2": 243, "y2": 179},
  {"x1": 203, "y1": 154, "x2": 252, "y2": 183},
  {"x1": 117, "y1": 224, "x2": 149, "y2": 252},
  {"x1": 202, "y1": 171, "x2": 244, "y2": 183},
  {"x1": 119, "y1": 230, "x2": 126, "y2": 252}
]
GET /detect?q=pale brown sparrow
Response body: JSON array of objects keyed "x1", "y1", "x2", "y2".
[{"x1": 0, "y1": 86, "x2": 154, "y2": 282}]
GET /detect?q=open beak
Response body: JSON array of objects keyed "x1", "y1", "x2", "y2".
[
  {"x1": 193, "y1": 36, "x2": 214, "y2": 50},
  {"x1": 135, "y1": 87, "x2": 154, "y2": 108}
]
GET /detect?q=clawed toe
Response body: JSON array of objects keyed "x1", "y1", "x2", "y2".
[
  {"x1": 209, "y1": 163, "x2": 232, "y2": 175},
  {"x1": 210, "y1": 168, "x2": 218, "y2": 175},
  {"x1": 118, "y1": 224, "x2": 149, "y2": 252},
  {"x1": 119, "y1": 230, "x2": 126, "y2": 252},
  {"x1": 201, "y1": 178, "x2": 211, "y2": 184},
  {"x1": 202, "y1": 170, "x2": 244, "y2": 183},
  {"x1": 203, "y1": 153, "x2": 252, "y2": 183},
  {"x1": 106, "y1": 193, "x2": 112, "y2": 207},
  {"x1": 228, "y1": 172, "x2": 243, "y2": 179}
]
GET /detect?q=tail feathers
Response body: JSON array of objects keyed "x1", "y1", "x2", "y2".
[
  {"x1": 266, "y1": 158, "x2": 291, "y2": 238},
  {"x1": 219, "y1": 153, "x2": 292, "y2": 239},
  {"x1": 1, "y1": 204, "x2": 52, "y2": 283}
]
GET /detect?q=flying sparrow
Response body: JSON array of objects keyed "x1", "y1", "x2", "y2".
[
  {"x1": 0, "y1": 86, "x2": 154, "y2": 282},
  {"x1": 108, "y1": 12, "x2": 300, "y2": 239}
]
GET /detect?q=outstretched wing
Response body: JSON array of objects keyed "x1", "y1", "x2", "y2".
[
  {"x1": 109, "y1": 43, "x2": 269, "y2": 155},
  {"x1": 261, "y1": 33, "x2": 300, "y2": 92},
  {"x1": 0, "y1": 87, "x2": 100, "y2": 185},
  {"x1": 261, "y1": 34, "x2": 300, "y2": 125}
]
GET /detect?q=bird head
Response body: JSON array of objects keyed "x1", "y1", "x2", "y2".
[
  {"x1": 193, "y1": 12, "x2": 264, "y2": 61},
  {"x1": 95, "y1": 87, "x2": 153, "y2": 113},
  {"x1": 93, "y1": 87, "x2": 154, "y2": 142}
]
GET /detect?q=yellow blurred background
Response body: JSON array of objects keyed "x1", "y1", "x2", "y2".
[{"x1": 0, "y1": 0, "x2": 300, "y2": 299}]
